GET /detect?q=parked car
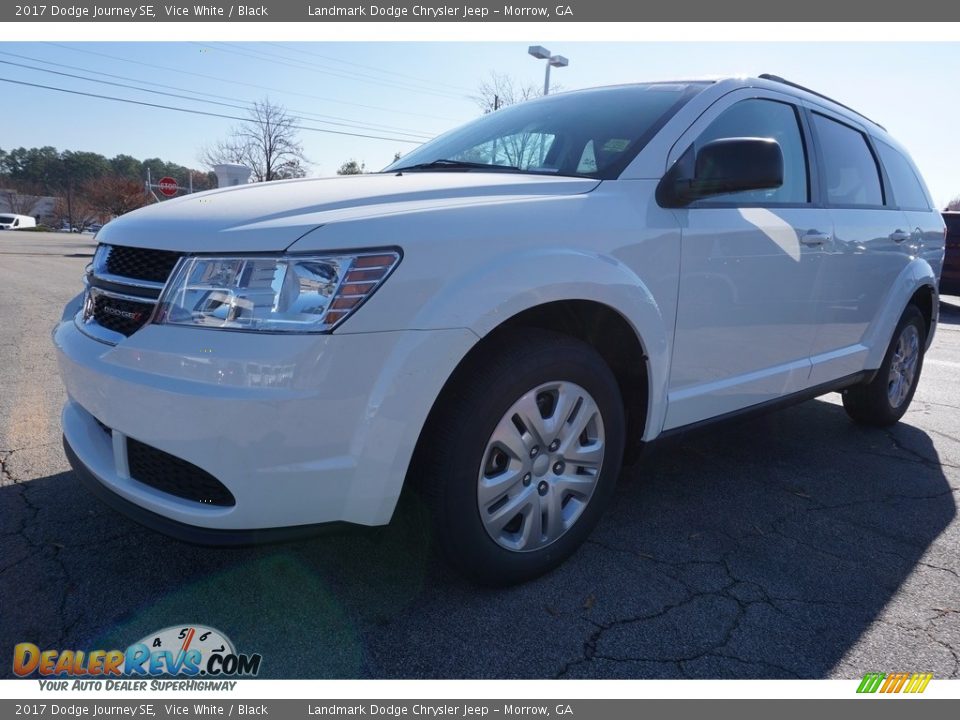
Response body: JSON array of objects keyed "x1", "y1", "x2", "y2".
[
  {"x1": 0, "y1": 214, "x2": 37, "y2": 230},
  {"x1": 55, "y1": 75, "x2": 945, "y2": 585},
  {"x1": 941, "y1": 212, "x2": 960, "y2": 296}
]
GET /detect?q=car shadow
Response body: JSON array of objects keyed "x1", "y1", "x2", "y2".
[
  {"x1": 939, "y1": 297, "x2": 960, "y2": 325},
  {"x1": 0, "y1": 398, "x2": 954, "y2": 679}
]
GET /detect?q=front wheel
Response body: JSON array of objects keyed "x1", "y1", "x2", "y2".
[
  {"x1": 842, "y1": 304, "x2": 926, "y2": 427},
  {"x1": 418, "y1": 329, "x2": 626, "y2": 586}
]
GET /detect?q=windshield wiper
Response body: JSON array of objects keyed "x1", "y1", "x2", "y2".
[{"x1": 393, "y1": 159, "x2": 523, "y2": 173}]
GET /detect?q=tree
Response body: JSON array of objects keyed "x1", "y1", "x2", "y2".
[
  {"x1": 0, "y1": 187, "x2": 43, "y2": 216},
  {"x1": 109, "y1": 154, "x2": 143, "y2": 181},
  {"x1": 947, "y1": 196, "x2": 960, "y2": 211},
  {"x1": 5, "y1": 146, "x2": 62, "y2": 190},
  {"x1": 336, "y1": 159, "x2": 365, "y2": 175},
  {"x1": 203, "y1": 99, "x2": 308, "y2": 182},
  {"x1": 50, "y1": 195, "x2": 97, "y2": 231},
  {"x1": 471, "y1": 71, "x2": 546, "y2": 115},
  {"x1": 83, "y1": 175, "x2": 148, "y2": 218}
]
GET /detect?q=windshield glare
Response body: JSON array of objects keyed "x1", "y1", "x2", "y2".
[{"x1": 386, "y1": 83, "x2": 705, "y2": 180}]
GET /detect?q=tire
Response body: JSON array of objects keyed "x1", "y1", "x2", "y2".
[
  {"x1": 417, "y1": 328, "x2": 626, "y2": 586},
  {"x1": 842, "y1": 304, "x2": 926, "y2": 427}
]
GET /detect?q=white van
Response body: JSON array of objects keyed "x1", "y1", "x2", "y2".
[{"x1": 0, "y1": 214, "x2": 37, "y2": 230}]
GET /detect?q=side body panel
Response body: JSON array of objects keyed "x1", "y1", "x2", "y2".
[
  {"x1": 655, "y1": 87, "x2": 832, "y2": 429},
  {"x1": 293, "y1": 180, "x2": 684, "y2": 442}
]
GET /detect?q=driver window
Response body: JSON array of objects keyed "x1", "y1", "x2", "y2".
[{"x1": 695, "y1": 99, "x2": 809, "y2": 205}]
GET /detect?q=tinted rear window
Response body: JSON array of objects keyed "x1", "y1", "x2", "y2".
[
  {"x1": 813, "y1": 113, "x2": 884, "y2": 207},
  {"x1": 876, "y1": 140, "x2": 930, "y2": 211}
]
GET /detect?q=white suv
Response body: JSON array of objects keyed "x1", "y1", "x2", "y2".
[{"x1": 55, "y1": 76, "x2": 945, "y2": 584}]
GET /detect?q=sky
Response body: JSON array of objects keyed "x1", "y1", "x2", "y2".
[{"x1": 0, "y1": 41, "x2": 957, "y2": 206}]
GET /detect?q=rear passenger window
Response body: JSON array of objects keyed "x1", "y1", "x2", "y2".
[
  {"x1": 876, "y1": 140, "x2": 930, "y2": 210},
  {"x1": 695, "y1": 99, "x2": 808, "y2": 205},
  {"x1": 812, "y1": 113, "x2": 884, "y2": 207}
]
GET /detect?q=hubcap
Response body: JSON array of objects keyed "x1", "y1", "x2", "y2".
[
  {"x1": 887, "y1": 324, "x2": 920, "y2": 409},
  {"x1": 477, "y1": 381, "x2": 605, "y2": 553}
]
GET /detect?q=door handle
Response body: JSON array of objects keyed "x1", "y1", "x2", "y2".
[
  {"x1": 800, "y1": 231, "x2": 831, "y2": 246},
  {"x1": 890, "y1": 229, "x2": 911, "y2": 243}
]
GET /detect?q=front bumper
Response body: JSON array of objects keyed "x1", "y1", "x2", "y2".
[{"x1": 55, "y1": 315, "x2": 476, "y2": 537}]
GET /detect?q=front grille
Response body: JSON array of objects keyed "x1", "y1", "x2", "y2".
[
  {"x1": 126, "y1": 437, "x2": 236, "y2": 507},
  {"x1": 81, "y1": 244, "x2": 184, "y2": 342},
  {"x1": 105, "y1": 245, "x2": 182, "y2": 284},
  {"x1": 92, "y1": 293, "x2": 157, "y2": 336}
]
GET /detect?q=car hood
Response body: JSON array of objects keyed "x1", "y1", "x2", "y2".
[{"x1": 95, "y1": 173, "x2": 601, "y2": 252}]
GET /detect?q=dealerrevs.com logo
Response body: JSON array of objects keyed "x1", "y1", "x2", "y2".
[{"x1": 13, "y1": 625, "x2": 262, "y2": 689}]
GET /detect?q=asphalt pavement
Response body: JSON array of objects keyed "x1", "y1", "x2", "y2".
[{"x1": 1, "y1": 230, "x2": 958, "y2": 679}]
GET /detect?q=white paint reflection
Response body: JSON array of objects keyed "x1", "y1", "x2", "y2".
[{"x1": 738, "y1": 207, "x2": 801, "y2": 262}]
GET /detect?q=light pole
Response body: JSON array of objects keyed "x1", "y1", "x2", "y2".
[{"x1": 528, "y1": 46, "x2": 569, "y2": 96}]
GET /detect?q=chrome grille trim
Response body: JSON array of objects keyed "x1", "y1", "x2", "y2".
[
  {"x1": 89, "y1": 271, "x2": 166, "y2": 292},
  {"x1": 76, "y1": 244, "x2": 183, "y2": 345}
]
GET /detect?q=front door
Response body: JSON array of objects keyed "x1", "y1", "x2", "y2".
[{"x1": 664, "y1": 96, "x2": 831, "y2": 430}]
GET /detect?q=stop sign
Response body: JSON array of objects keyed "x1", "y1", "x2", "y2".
[{"x1": 157, "y1": 177, "x2": 179, "y2": 197}]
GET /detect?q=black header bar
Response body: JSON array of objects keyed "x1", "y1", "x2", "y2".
[{"x1": 4, "y1": 1, "x2": 959, "y2": 22}]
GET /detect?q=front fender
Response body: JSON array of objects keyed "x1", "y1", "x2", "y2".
[
  {"x1": 863, "y1": 257, "x2": 939, "y2": 368},
  {"x1": 409, "y1": 247, "x2": 672, "y2": 442}
]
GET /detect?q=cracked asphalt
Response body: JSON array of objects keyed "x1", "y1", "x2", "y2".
[{"x1": 1, "y1": 230, "x2": 958, "y2": 679}]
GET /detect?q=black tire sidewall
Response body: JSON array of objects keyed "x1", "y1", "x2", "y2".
[
  {"x1": 882, "y1": 307, "x2": 927, "y2": 414},
  {"x1": 843, "y1": 304, "x2": 926, "y2": 426},
  {"x1": 432, "y1": 334, "x2": 625, "y2": 585}
]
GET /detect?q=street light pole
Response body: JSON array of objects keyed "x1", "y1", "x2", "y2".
[{"x1": 528, "y1": 45, "x2": 569, "y2": 96}]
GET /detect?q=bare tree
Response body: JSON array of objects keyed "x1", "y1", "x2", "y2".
[
  {"x1": 203, "y1": 99, "x2": 308, "y2": 182},
  {"x1": 0, "y1": 186, "x2": 43, "y2": 216},
  {"x1": 471, "y1": 72, "x2": 547, "y2": 115},
  {"x1": 83, "y1": 175, "x2": 148, "y2": 219},
  {"x1": 51, "y1": 195, "x2": 97, "y2": 231},
  {"x1": 465, "y1": 72, "x2": 561, "y2": 169},
  {"x1": 947, "y1": 195, "x2": 960, "y2": 211}
]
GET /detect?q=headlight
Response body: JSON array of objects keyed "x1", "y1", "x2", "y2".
[{"x1": 155, "y1": 250, "x2": 400, "y2": 333}]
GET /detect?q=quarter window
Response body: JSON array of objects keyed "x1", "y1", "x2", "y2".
[
  {"x1": 812, "y1": 113, "x2": 884, "y2": 207},
  {"x1": 694, "y1": 99, "x2": 808, "y2": 205},
  {"x1": 876, "y1": 140, "x2": 930, "y2": 210}
]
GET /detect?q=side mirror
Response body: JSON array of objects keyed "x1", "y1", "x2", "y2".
[{"x1": 657, "y1": 137, "x2": 784, "y2": 208}]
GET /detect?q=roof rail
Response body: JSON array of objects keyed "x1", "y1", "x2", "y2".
[{"x1": 758, "y1": 74, "x2": 886, "y2": 131}]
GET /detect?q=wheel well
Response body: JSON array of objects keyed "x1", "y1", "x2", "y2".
[
  {"x1": 425, "y1": 301, "x2": 650, "y2": 463},
  {"x1": 910, "y1": 284, "x2": 935, "y2": 339}
]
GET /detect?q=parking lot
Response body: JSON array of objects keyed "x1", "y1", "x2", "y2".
[{"x1": 1, "y1": 230, "x2": 958, "y2": 679}]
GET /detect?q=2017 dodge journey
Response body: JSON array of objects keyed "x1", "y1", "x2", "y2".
[{"x1": 55, "y1": 75, "x2": 946, "y2": 584}]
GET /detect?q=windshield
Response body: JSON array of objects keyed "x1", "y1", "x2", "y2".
[
  {"x1": 385, "y1": 83, "x2": 707, "y2": 180},
  {"x1": 0, "y1": 216, "x2": 15, "y2": 224}
]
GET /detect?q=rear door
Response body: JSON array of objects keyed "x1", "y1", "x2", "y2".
[
  {"x1": 664, "y1": 91, "x2": 833, "y2": 429},
  {"x1": 806, "y1": 110, "x2": 915, "y2": 385},
  {"x1": 874, "y1": 139, "x2": 945, "y2": 296}
]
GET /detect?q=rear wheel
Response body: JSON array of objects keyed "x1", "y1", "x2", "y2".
[
  {"x1": 418, "y1": 329, "x2": 626, "y2": 586},
  {"x1": 842, "y1": 304, "x2": 926, "y2": 427}
]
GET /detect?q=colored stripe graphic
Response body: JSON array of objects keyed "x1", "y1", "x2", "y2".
[
  {"x1": 857, "y1": 672, "x2": 932, "y2": 694},
  {"x1": 857, "y1": 673, "x2": 885, "y2": 693}
]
